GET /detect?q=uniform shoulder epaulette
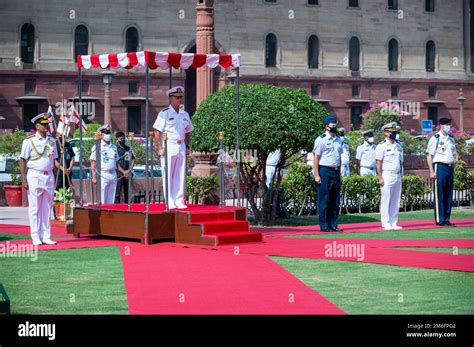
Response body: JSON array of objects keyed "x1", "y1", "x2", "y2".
[
  {"x1": 162, "y1": 107, "x2": 169, "y2": 112},
  {"x1": 319, "y1": 133, "x2": 326, "y2": 138},
  {"x1": 434, "y1": 134, "x2": 440, "y2": 138},
  {"x1": 27, "y1": 134, "x2": 35, "y2": 139}
]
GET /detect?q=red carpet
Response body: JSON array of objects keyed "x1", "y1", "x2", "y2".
[
  {"x1": 120, "y1": 243, "x2": 344, "y2": 314},
  {"x1": 255, "y1": 219, "x2": 474, "y2": 237},
  {"x1": 215, "y1": 237, "x2": 474, "y2": 272}
]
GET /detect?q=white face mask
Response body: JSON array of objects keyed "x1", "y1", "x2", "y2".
[
  {"x1": 443, "y1": 125, "x2": 451, "y2": 133},
  {"x1": 395, "y1": 134, "x2": 400, "y2": 140},
  {"x1": 368, "y1": 137, "x2": 374, "y2": 143},
  {"x1": 103, "y1": 134, "x2": 111, "y2": 142}
]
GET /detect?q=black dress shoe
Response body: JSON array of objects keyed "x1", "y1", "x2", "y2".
[
  {"x1": 436, "y1": 222, "x2": 445, "y2": 226},
  {"x1": 320, "y1": 228, "x2": 331, "y2": 232},
  {"x1": 444, "y1": 221, "x2": 456, "y2": 227},
  {"x1": 331, "y1": 227, "x2": 344, "y2": 232}
]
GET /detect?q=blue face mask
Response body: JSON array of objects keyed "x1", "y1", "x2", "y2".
[{"x1": 327, "y1": 126, "x2": 337, "y2": 134}]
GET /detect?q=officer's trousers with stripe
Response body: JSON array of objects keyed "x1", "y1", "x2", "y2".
[
  {"x1": 380, "y1": 171, "x2": 402, "y2": 228},
  {"x1": 433, "y1": 163, "x2": 454, "y2": 224}
]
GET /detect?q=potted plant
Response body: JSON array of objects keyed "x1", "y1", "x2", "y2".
[
  {"x1": 53, "y1": 187, "x2": 74, "y2": 220},
  {"x1": 0, "y1": 129, "x2": 27, "y2": 207}
]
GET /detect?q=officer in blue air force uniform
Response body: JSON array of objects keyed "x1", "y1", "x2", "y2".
[
  {"x1": 20, "y1": 113, "x2": 59, "y2": 246},
  {"x1": 426, "y1": 117, "x2": 457, "y2": 226},
  {"x1": 313, "y1": 116, "x2": 343, "y2": 232}
]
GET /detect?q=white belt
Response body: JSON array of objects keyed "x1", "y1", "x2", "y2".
[{"x1": 166, "y1": 139, "x2": 184, "y2": 145}]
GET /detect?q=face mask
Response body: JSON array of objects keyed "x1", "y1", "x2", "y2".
[
  {"x1": 387, "y1": 132, "x2": 397, "y2": 140},
  {"x1": 368, "y1": 137, "x2": 374, "y2": 143},
  {"x1": 443, "y1": 125, "x2": 451, "y2": 133},
  {"x1": 103, "y1": 134, "x2": 111, "y2": 142},
  {"x1": 118, "y1": 139, "x2": 126, "y2": 146},
  {"x1": 327, "y1": 126, "x2": 337, "y2": 134},
  {"x1": 396, "y1": 133, "x2": 400, "y2": 140}
]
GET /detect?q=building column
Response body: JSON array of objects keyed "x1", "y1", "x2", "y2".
[{"x1": 196, "y1": 0, "x2": 215, "y2": 108}]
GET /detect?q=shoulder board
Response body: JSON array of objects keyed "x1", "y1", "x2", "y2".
[
  {"x1": 162, "y1": 107, "x2": 169, "y2": 112},
  {"x1": 434, "y1": 134, "x2": 440, "y2": 138},
  {"x1": 319, "y1": 133, "x2": 326, "y2": 138},
  {"x1": 448, "y1": 134, "x2": 454, "y2": 138},
  {"x1": 379, "y1": 141, "x2": 385, "y2": 145},
  {"x1": 27, "y1": 135, "x2": 35, "y2": 139}
]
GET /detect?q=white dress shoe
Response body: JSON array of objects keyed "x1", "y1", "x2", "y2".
[
  {"x1": 42, "y1": 239, "x2": 57, "y2": 245},
  {"x1": 168, "y1": 204, "x2": 177, "y2": 209},
  {"x1": 176, "y1": 204, "x2": 188, "y2": 209},
  {"x1": 391, "y1": 225, "x2": 403, "y2": 230},
  {"x1": 32, "y1": 239, "x2": 42, "y2": 246}
]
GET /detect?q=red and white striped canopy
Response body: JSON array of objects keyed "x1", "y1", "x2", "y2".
[{"x1": 77, "y1": 51, "x2": 240, "y2": 70}]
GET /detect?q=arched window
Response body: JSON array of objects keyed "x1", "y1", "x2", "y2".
[
  {"x1": 265, "y1": 33, "x2": 277, "y2": 67},
  {"x1": 349, "y1": 37, "x2": 360, "y2": 71},
  {"x1": 426, "y1": 40, "x2": 436, "y2": 72},
  {"x1": 308, "y1": 35, "x2": 319, "y2": 69},
  {"x1": 388, "y1": 39, "x2": 399, "y2": 71},
  {"x1": 20, "y1": 23, "x2": 35, "y2": 64},
  {"x1": 74, "y1": 25, "x2": 89, "y2": 62},
  {"x1": 125, "y1": 27, "x2": 139, "y2": 52}
]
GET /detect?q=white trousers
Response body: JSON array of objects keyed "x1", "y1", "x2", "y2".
[
  {"x1": 27, "y1": 170, "x2": 54, "y2": 242},
  {"x1": 100, "y1": 171, "x2": 117, "y2": 204},
  {"x1": 360, "y1": 167, "x2": 376, "y2": 176},
  {"x1": 161, "y1": 145, "x2": 186, "y2": 207},
  {"x1": 266, "y1": 165, "x2": 276, "y2": 188},
  {"x1": 380, "y1": 171, "x2": 402, "y2": 228}
]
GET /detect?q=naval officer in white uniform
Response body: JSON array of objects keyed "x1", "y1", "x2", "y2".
[
  {"x1": 376, "y1": 122, "x2": 404, "y2": 230},
  {"x1": 20, "y1": 113, "x2": 59, "y2": 245},
  {"x1": 356, "y1": 129, "x2": 377, "y2": 176},
  {"x1": 153, "y1": 86, "x2": 193, "y2": 209},
  {"x1": 90, "y1": 124, "x2": 119, "y2": 204}
]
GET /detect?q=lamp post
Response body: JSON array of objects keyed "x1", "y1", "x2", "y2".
[
  {"x1": 457, "y1": 88, "x2": 466, "y2": 134},
  {"x1": 101, "y1": 70, "x2": 116, "y2": 126}
]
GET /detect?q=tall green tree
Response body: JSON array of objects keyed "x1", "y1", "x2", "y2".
[{"x1": 191, "y1": 83, "x2": 327, "y2": 225}]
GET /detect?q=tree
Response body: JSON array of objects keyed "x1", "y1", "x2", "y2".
[{"x1": 191, "y1": 83, "x2": 327, "y2": 225}]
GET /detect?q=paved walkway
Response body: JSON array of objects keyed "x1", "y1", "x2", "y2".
[{"x1": 0, "y1": 207, "x2": 29, "y2": 225}]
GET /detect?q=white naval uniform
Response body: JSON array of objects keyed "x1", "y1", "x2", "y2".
[
  {"x1": 375, "y1": 139, "x2": 404, "y2": 228},
  {"x1": 20, "y1": 133, "x2": 58, "y2": 243},
  {"x1": 265, "y1": 149, "x2": 281, "y2": 188},
  {"x1": 153, "y1": 105, "x2": 193, "y2": 207},
  {"x1": 356, "y1": 142, "x2": 377, "y2": 176},
  {"x1": 90, "y1": 141, "x2": 119, "y2": 204},
  {"x1": 340, "y1": 139, "x2": 350, "y2": 176}
]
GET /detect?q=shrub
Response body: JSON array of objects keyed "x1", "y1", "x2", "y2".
[
  {"x1": 186, "y1": 175, "x2": 219, "y2": 205},
  {"x1": 454, "y1": 160, "x2": 474, "y2": 191},
  {"x1": 281, "y1": 162, "x2": 317, "y2": 216},
  {"x1": 341, "y1": 175, "x2": 380, "y2": 213},
  {"x1": 401, "y1": 175, "x2": 430, "y2": 211},
  {"x1": 0, "y1": 129, "x2": 27, "y2": 184}
]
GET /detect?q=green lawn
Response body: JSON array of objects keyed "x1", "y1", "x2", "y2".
[
  {"x1": 271, "y1": 257, "x2": 474, "y2": 314},
  {"x1": 264, "y1": 209, "x2": 474, "y2": 227},
  {"x1": 287, "y1": 227, "x2": 474, "y2": 240},
  {"x1": 0, "y1": 233, "x2": 32, "y2": 241},
  {"x1": 396, "y1": 247, "x2": 474, "y2": 255},
  {"x1": 0, "y1": 246, "x2": 128, "y2": 314}
]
